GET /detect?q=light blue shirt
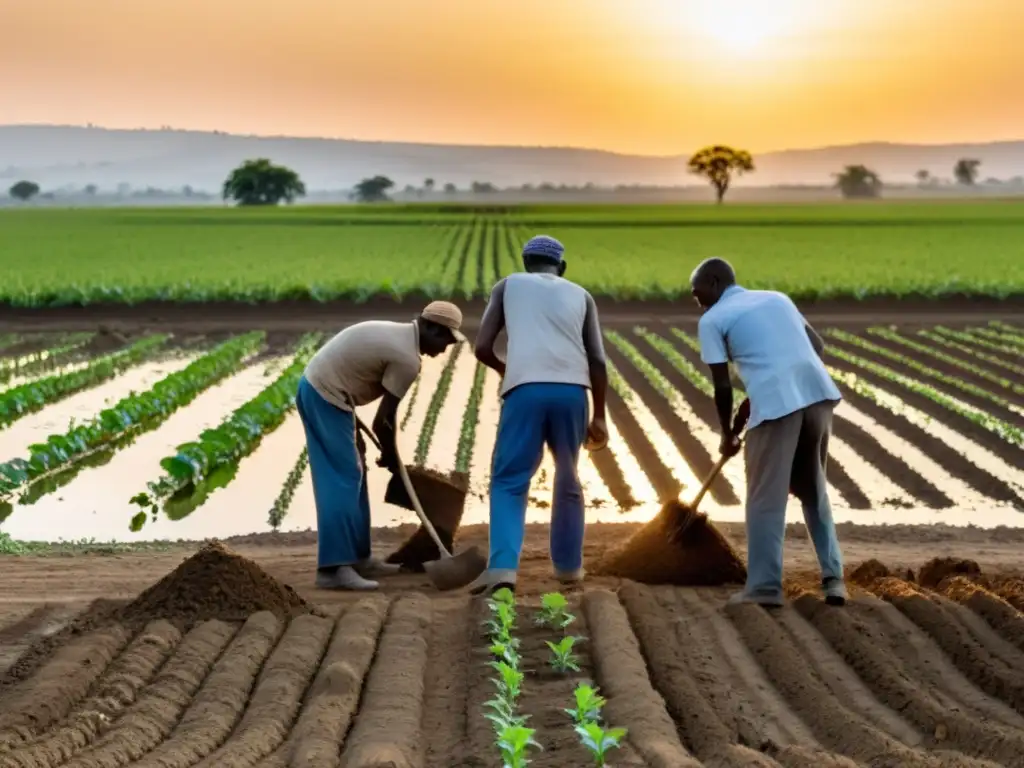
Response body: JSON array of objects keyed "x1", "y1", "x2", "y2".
[{"x1": 697, "y1": 285, "x2": 841, "y2": 430}]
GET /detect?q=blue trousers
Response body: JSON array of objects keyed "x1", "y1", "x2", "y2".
[
  {"x1": 295, "y1": 376, "x2": 371, "y2": 569},
  {"x1": 489, "y1": 383, "x2": 589, "y2": 572}
]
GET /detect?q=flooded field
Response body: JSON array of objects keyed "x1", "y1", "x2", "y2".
[{"x1": 0, "y1": 320, "x2": 1022, "y2": 545}]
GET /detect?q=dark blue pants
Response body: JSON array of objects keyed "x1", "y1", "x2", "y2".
[
  {"x1": 295, "y1": 376, "x2": 371, "y2": 568},
  {"x1": 489, "y1": 383, "x2": 589, "y2": 572}
]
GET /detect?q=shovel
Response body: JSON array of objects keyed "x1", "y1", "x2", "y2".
[
  {"x1": 668, "y1": 397, "x2": 751, "y2": 542},
  {"x1": 355, "y1": 416, "x2": 486, "y2": 591}
]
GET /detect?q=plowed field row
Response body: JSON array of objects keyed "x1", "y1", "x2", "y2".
[
  {"x1": 6, "y1": 576, "x2": 1024, "y2": 766},
  {"x1": 0, "y1": 321, "x2": 1020, "y2": 543}
]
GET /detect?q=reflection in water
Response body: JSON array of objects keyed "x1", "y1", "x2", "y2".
[
  {"x1": 0, "y1": 360, "x2": 286, "y2": 542},
  {"x1": 424, "y1": 352, "x2": 476, "y2": 474},
  {"x1": 604, "y1": 414, "x2": 655, "y2": 504}
]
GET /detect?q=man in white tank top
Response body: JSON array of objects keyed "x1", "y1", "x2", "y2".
[{"x1": 469, "y1": 235, "x2": 609, "y2": 595}]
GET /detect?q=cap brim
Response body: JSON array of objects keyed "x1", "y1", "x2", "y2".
[{"x1": 451, "y1": 328, "x2": 467, "y2": 343}]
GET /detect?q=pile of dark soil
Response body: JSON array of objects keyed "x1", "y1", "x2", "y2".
[
  {"x1": 117, "y1": 541, "x2": 317, "y2": 626},
  {"x1": 918, "y1": 556, "x2": 981, "y2": 589},
  {"x1": 386, "y1": 467, "x2": 468, "y2": 571},
  {"x1": 849, "y1": 559, "x2": 891, "y2": 587},
  {"x1": 595, "y1": 502, "x2": 747, "y2": 586}
]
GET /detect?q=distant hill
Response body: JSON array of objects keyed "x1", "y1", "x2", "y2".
[{"x1": 2, "y1": 124, "x2": 1024, "y2": 193}]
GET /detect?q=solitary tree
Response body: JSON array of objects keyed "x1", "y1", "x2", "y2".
[
  {"x1": 443, "y1": 182, "x2": 457, "y2": 195},
  {"x1": 954, "y1": 158, "x2": 981, "y2": 186},
  {"x1": 222, "y1": 158, "x2": 306, "y2": 206},
  {"x1": 834, "y1": 165, "x2": 883, "y2": 199},
  {"x1": 83, "y1": 183, "x2": 98, "y2": 196},
  {"x1": 687, "y1": 145, "x2": 755, "y2": 204},
  {"x1": 352, "y1": 175, "x2": 395, "y2": 203},
  {"x1": 423, "y1": 178, "x2": 435, "y2": 196},
  {"x1": 9, "y1": 180, "x2": 40, "y2": 201},
  {"x1": 915, "y1": 169, "x2": 931, "y2": 187}
]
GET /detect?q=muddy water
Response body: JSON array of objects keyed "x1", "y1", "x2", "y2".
[
  {"x1": 606, "y1": 412, "x2": 657, "y2": 505},
  {"x1": 467, "y1": 367, "x2": 501, "y2": 495},
  {"x1": 0, "y1": 357, "x2": 197, "y2": 461},
  {"x1": 834, "y1": 399, "x2": 997, "y2": 511},
  {"x1": 0, "y1": 360, "x2": 286, "y2": 542},
  {"x1": 823, "y1": 429, "x2": 912, "y2": 508},
  {"x1": 424, "y1": 351, "x2": 476, "y2": 474}
]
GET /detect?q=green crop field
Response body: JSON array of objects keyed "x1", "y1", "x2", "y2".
[{"x1": 0, "y1": 201, "x2": 1022, "y2": 305}]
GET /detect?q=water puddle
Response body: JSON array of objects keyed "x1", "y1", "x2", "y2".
[
  {"x1": 423, "y1": 350, "x2": 477, "y2": 474},
  {"x1": 0, "y1": 357, "x2": 197, "y2": 461},
  {"x1": 605, "y1": 412, "x2": 657, "y2": 504},
  {"x1": 0, "y1": 359, "x2": 286, "y2": 542}
]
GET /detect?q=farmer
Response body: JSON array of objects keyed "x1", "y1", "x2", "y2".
[
  {"x1": 470, "y1": 234, "x2": 609, "y2": 595},
  {"x1": 297, "y1": 301, "x2": 465, "y2": 590},
  {"x1": 692, "y1": 257, "x2": 847, "y2": 607}
]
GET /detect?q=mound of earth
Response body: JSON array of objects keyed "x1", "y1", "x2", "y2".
[
  {"x1": 117, "y1": 540, "x2": 315, "y2": 626},
  {"x1": 849, "y1": 559, "x2": 891, "y2": 586},
  {"x1": 596, "y1": 502, "x2": 747, "y2": 586},
  {"x1": 918, "y1": 556, "x2": 981, "y2": 589}
]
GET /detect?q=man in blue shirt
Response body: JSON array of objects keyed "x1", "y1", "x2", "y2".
[{"x1": 692, "y1": 257, "x2": 846, "y2": 607}]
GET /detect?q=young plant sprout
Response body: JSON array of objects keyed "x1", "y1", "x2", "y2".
[
  {"x1": 546, "y1": 635, "x2": 584, "y2": 673},
  {"x1": 575, "y1": 722, "x2": 628, "y2": 767},
  {"x1": 489, "y1": 640, "x2": 521, "y2": 668},
  {"x1": 564, "y1": 682, "x2": 606, "y2": 724},
  {"x1": 497, "y1": 725, "x2": 542, "y2": 768},
  {"x1": 483, "y1": 696, "x2": 530, "y2": 732},
  {"x1": 489, "y1": 660, "x2": 524, "y2": 701},
  {"x1": 534, "y1": 591, "x2": 576, "y2": 630}
]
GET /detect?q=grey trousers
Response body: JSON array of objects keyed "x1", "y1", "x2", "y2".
[{"x1": 743, "y1": 400, "x2": 844, "y2": 598}]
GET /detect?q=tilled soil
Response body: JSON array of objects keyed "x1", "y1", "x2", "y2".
[{"x1": 3, "y1": 534, "x2": 1024, "y2": 766}]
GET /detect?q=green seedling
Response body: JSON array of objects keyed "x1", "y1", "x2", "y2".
[
  {"x1": 483, "y1": 696, "x2": 530, "y2": 732},
  {"x1": 575, "y1": 722, "x2": 627, "y2": 766},
  {"x1": 490, "y1": 587, "x2": 516, "y2": 606},
  {"x1": 546, "y1": 635, "x2": 584, "y2": 673},
  {"x1": 564, "y1": 682, "x2": 606, "y2": 724},
  {"x1": 489, "y1": 660, "x2": 524, "y2": 701},
  {"x1": 489, "y1": 641, "x2": 521, "y2": 668},
  {"x1": 534, "y1": 591, "x2": 576, "y2": 629},
  {"x1": 497, "y1": 724, "x2": 542, "y2": 768}
]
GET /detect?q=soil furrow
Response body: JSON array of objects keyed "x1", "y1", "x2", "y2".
[
  {"x1": 826, "y1": 353, "x2": 1024, "y2": 470},
  {"x1": 63, "y1": 620, "x2": 237, "y2": 768},
  {"x1": 586, "y1": 441, "x2": 638, "y2": 509},
  {"x1": 618, "y1": 583, "x2": 779, "y2": 765},
  {"x1": 582, "y1": 589, "x2": 702, "y2": 768},
  {"x1": 934, "y1": 594, "x2": 1024, "y2": 672},
  {"x1": 724, "y1": 600, "x2": 930, "y2": 766},
  {"x1": 421, "y1": 598, "x2": 471, "y2": 767},
  {"x1": 0, "y1": 606, "x2": 61, "y2": 646},
  {"x1": 606, "y1": 385, "x2": 680, "y2": 502},
  {"x1": 828, "y1": 414, "x2": 951, "y2": 507},
  {"x1": 658, "y1": 330, "x2": 872, "y2": 509},
  {"x1": 832, "y1": 380, "x2": 1024, "y2": 505},
  {"x1": 771, "y1": 607, "x2": 921, "y2": 745},
  {"x1": 338, "y1": 595, "x2": 431, "y2": 768},
  {"x1": 0, "y1": 621, "x2": 181, "y2": 766},
  {"x1": 190, "y1": 614, "x2": 332, "y2": 768},
  {"x1": 855, "y1": 595, "x2": 1024, "y2": 728},
  {"x1": 794, "y1": 593, "x2": 1024, "y2": 766},
  {"x1": 862, "y1": 332, "x2": 1024, "y2": 411},
  {"x1": 439, "y1": 224, "x2": 468, "y2": 279},
  {"x1": 680, "y1": 590, "x2": 819, "y2": 749},
  {"x1": 607, "y1": 343, "x2": 737, "y2": 504},
  {"x1": 461, "y1": 599, "x2": 494, "y2": 767},
  {"x1": 283, "y1": 597, "x2": 388, "y2": 768},
  {"x1": 0, "y1": 625, "x2": 132, "y2": 748},
  {"x1": 940, "y1": 578, "x2": 1024, "y2": 653},
  {"x1": 908, "y1": 334, "x2": 1024, "y2": 403},
  {"x1": 453, "y1": 218, "x2": 475, "y2": 296},
  {"x1": 128, "y1": 612, "x2": 282, "y2": 768},
  {"x1": 870, "y1": 580, "x2": 1024, "y2": 718}
]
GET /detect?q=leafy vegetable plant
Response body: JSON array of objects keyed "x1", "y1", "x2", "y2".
[
  {"x1": 564, "y1": 682, "x2": 606, "y2": 724},
  {"x1": 414, "y1": 341, "x2": 464, "y2": 464},
  {"x1": 575, "y1": 722, "x2": 628, "y2": 766},
  {"x1": 546, "y1": 635, "x2": 583, "y2": 673},
  {"x1": 267, "y1": 447, "x2": 309, "y2": 528},
  {"x1": 497, "y1": 725, "x2": 542, "y2": 768},
  {"x1": 455, "y1": 361, "x2": 487, "y2": 474},
  {"x1": 0, "y1": 332, "x2": 94, "y2": 385},
  {"x1": 534, "y1": 592, "x2": 576, "y2": 630}
]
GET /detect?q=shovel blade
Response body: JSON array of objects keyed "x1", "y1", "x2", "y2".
[{"x1": 423, "y1": 546, "x2": 487, "y2": 591}]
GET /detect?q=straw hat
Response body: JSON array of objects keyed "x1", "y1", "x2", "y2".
[{"x1": 420, "y1": 301, "x2": 466, "y2": 341}]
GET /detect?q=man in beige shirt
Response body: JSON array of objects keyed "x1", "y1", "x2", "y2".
[{"x1": 297, "y1": 301, "x2": 464, "y2": 590}]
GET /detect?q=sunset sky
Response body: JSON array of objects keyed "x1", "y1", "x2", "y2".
[{"x1": 4, "y1": 0, "x2": 1024, "y2": 156}]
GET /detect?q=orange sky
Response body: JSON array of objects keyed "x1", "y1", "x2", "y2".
[{"x1": 4, "y1": 0, "x2": 1024, "y2": 155}]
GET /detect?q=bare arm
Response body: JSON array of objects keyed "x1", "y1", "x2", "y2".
[
  {"x1": 372, "y1": 391, "x2": 402, "y2": 468},
  {"x1": 804, "y1": 321, "x2": 825, "y2": 358},
  {"x1": 582, "y1": 293, "x2": 607, "y2": 421},
  {"x1": 474, "y1": 279, "x2": 507, "y2": 377},
  {"x1": 709, "y1": 363, "x2": 734, "y2": 436}
]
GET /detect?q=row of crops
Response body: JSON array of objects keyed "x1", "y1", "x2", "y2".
[
  {"x1": 1, "y1": 202, "x2": 1022, "y2": 304},
  {"x1": 0, "y1": 321, "x2": 1021, "y2": 541}
]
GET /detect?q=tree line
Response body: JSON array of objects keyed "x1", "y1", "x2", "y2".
[{"x1": 6, "y1": 152, "x2": 1002, "y2": 205}]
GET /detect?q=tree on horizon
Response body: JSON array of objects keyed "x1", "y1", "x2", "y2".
[
  {"x1": 9, "y1": 180, "x2": 40, "y2": 201},
  {"x1": 222, "y1": 159, "x2": 306, "y2": 206},
  {"x1": 954, "y1": 158, "x2": 981, "y2": 186},
  {"x1": 352, "y1": 175, "x2": 395, "y2": 203},
  {"x1": 835, "y1": 165, "x2": 883, "y2": 199},
  {"x1": 687, "y1": 145, "x2": 755, "y2": 204}
]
